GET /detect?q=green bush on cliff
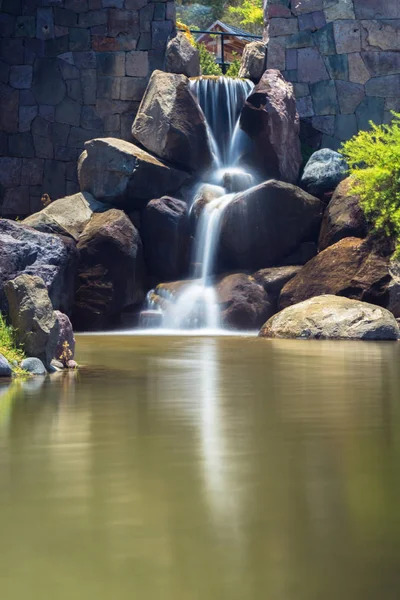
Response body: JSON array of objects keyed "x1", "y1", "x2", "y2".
[{"x1": 340, "y1": 113, "x2": 400, "y2": 249}]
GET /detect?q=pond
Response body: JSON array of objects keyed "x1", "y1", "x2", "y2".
[{"x1": 1, "y1": 334, "x2": 400, "y2": 599}]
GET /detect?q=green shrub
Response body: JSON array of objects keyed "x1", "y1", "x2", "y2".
[
  {"x1": 0, "y1": 313, "x2": 26, "y2": 375},
  {"x1": 225, "y1": 54, "x2": 241, "y2": 78},
  {"x1": 196, "y1": 42, "x2": 222, "y2": 76},
  {"x1": 340, "y1": 112, "x2": 400, "y2": 250}
]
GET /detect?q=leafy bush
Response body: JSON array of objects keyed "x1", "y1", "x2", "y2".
[
  {"x1": 196, "y1": 42, "x2": 222, "y2": 76},
  {"x1": 0, "y1": 313, "x2": 26, "y2": 374},
  {"x1": 340, "y1": 113, "x2": 400, "y2": 248},
  {"x1": 225, "y1": 54, "x2": 241, "y2": 77}
]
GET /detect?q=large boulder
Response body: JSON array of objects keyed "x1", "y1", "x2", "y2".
[
  {"x1": 0, "y1": 219, "x2": 77, "y2": 315},
  {"x1": 73, "y1": 209, "x2": 145, "y2": 330},
  {"x1": 218, "y1": 180, "x2": 324, "y2": 271},
  {"x1": 23, "y1": 192, "x2": 107, "y2": 241},
  {"x1": 191, "y1": 183, "x2": 225, "y2": 222},
  {"x1": 238, "y1": 41, "x2": 267, "y2": 83},
  {"x1": 78, "y1": 138, "x2": 189, "y2": 210},
  {"x1": 318, "y1": 177, "x2": 368, "y2": 250},
  {"x1": 259, "y1": 295, "x2": 399, "y2": 341},
  {"x1": 279, "y1": 236, "x2": 393, "y2": 310},
  {"x1": 165, "y1": 32, "x2": 200, "y2": 78},
  {"x1": 131, "y1": 70, "x2": 214, "y2": 173},
  {"x1": 239, "y1": 69, "x2": 302, "y2": 183},
  {"x1": 142, "y1": 196, "x2": 190, "y2": 283},
  {"x1": 301, "y1": 149, "x2": 348, "y2": 200},
  {"x1": 4, "y1": 274, "x2": 60, "y2": 367},
  {"x1": 216, "y1": 273, "x2": 275, "y2": 330},
  {"x1": 253, "y1": 266, "x2": 302, "y2": 295}
]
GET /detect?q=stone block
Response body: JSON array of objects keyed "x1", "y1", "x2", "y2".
[
  {"x1": 65, "y1": 0, "x2": 89, "y2": 13},
  {"x1": 97, "y1": 76, "x2": 121, "y2": 99},
  {"x1": 362, "y1": 52, "x2": 400, "y2": 77},
  {"x1": 68, "y1": 126, "x2": 96, "y2": 148},
  {"x1": 296, "y1": 95, "x2": 314, "y2": 117},
  {"x1": 293, "y1": 82, "x2": 310, "y2": 97},
  {"x1": 325, "y1": 0, "x2": 355, "y2": 21},
  {"x1": 78, "y1": 10, "x2": 108, "y2": 28},
  {"x1": 97, "y1": 52, "x2": 126, "y2": 76},
  {"x1": 66, "y1": 161, "x2": 78, "y2": 183},
  {"x1": 0, "y1": 132, "x2": 7, "y2": 157},
  {"x1": 21, "y1": 158, "x2": 44, "y2": 186},
  {"x1": 91, "y1": 24, "x2": 107, "y2": 35},
  {"x1": 324, "y1": 54, "x2": 348, "y2": 80},
  {"x1": 137, "y1": 33, "x2": 152, "y2": 51},
  {"x1": 298, "y1": 13, "x2": 315, "y2": 31},
  {"x1": 104, "y1": 114, "x2": 120, "y2": 131},
  {"x1": 355, "y1": 96, "x2": 385, "y2": 130},
  {"x1": 108, "y1": 9, "x2": 140, "y2": 37},
  {"x1": 313, "y1": 23, "x2": 336, "y2": 55},
  {"x1": 103, "y1": 0, "x2": 124, "y2": 6},
  {"x1": 126, "y1": 51, "x2": 149, "y2": 77},
  {"x1": 336, "y1": 80, "x2": 365, "y2": 113},
  {"x1": 312, "y1": 10, "x2": 326, "y2": 28},
  {"x1": 335, "y1": 114, "x2": 358, "y2": 140},
  {"x1": 55, "y1": 25, "x2": 69, "y2": 38},
  {"x1": 310, "y1": 79, "x2": 339, "y2": 114},
  {"x1": 80, "y1": 106, "x2": 103, "y2": 131},
  {"x1": 90, "y1": 0, "x2": 103, "y2": 8},
  {"x1": 55, "y1": 97, "x2": 81, "y2": 126},
  {"x1": 19, "y1": 105, "x2": 38, "y2": 132},
  {"x1": 69, "y1": 27, "x2": 90, "y2": 52},
  {"x1": 32, "y1": 115, "x2": 51, "y2": 137},
  {"x1": 166, "y1": 2, "x2": 176, "y2": 21},
  {"x1": 0, "y1": 83, "x2": 18, "y2": 133},
  {"x1": 45, "y1": 36, "x2": 70, "y2": 58},
  {"x1": 333, "y1": 20, "x2": 361, "y2": 54},
  {"x1": 116, "y1": 34, "x2": 138, "y2": 51},
  {"x1": 311, "y1": 115, "x2": 335, "y2": 135},
  {"x1": 348, "y1": 52, "x2": 370, "y2": 84},
  {"x1": 120, "y1": 76, "x2": 148, "y2": 101},
  {"x1": 126, "y1": 0, "x2": 148, "y2": 8},
  {"x1": 297, "y1": 47, "x2": 329, "y2": 83},
  {"x1": 140, "y1": 4, "x2": 154, "y2": 33},
  {"x1": 15, "y1": 16, "x2": 36, "y2": 37},
  {"x1": 8, "y1": 133, "x2": 35, "y2": 158},
  {"x1": 43, "y1": 159, "x2": 66, "y2": 202},
  {"x1": 59, "y1": 59, "x2": 80, "y2": 81},
  {"x1": 386, "y1": 98, "x2": 400, "y2": 112},
  {"x1": 282, "y1": 69, "x2": 297, "y2": 83},
  {"x1": 286, "y1": 48, "x2": 297, "y2": 70},
  {"x1": 32, "y1": 58, "x2": 66, "y2": 106},
  {"x1": 354, "y1": 0, "x2": 400, "y2": 19},
  {"x1": 0, "y1": 13, "x2": 15, "y2": 37},
  {"x1": 20, "y1": 90, "x2": 36, "y2": 106},
  {"x1": 92, "y1": 36, "x2": 121, "y2": 51},
  {"x1": 66, "y1": 79, "x2": 82, "y2": 102},
  {"x1": 81, "y1": 69, "x2": 97, "y2": 104},
  {"x1": 2, "y1": 187, "x2": 30, "y2": 216},
  {"x1": 365, "y1": 75, "x2": 400, "y2": 98},
  {"x1": 152, "y1": 21, "x2": 174, "y2": 50},
  {"x1": 148, "y1": 48, "x2": 165, "y2": 72},
  {"x1": 36, "y1": 7, "x2": 54, "y2": 41},
  {"x1": 292, "y1": 0, "x2": 323, "y2": 15},
  {"x1": 1, "y1": 39, "x2": 24, "y2": 65},
  {"x1": 51, "y1": 123, "x2": 70, "y2": 147},
  {"x1": 0, "y1": 157, "x2": 22, "y2": 188},
  {"x1": 73, "y1": 52, "x2": 96, "y2": 70},
  {"x1": 24, "y1": 39, "x2": 45, "y2": 66},
  {"x1": 54, "y1": 7, "x2": 77, "y2": 27},
  {"x1": 95, "y1": 98, "x2": 135, "y2": 117},
  {"x1": 267, "y1": 39, "x2": 286, "y2": 70},
  {"x1": 269, "y1": 18, "x2": 299, "y2": 37},
  {"x1": 280, "y1": 31, "x2": 314, "y2": 48},
  {"x1": 55, "y1": 146, "x2": 78, "y2": 162},
  {"x1": 66, "y1": 181, "x2": 80, "y2": 196},
  {"x1": 154, "y1": 3, "x2": 166, "y2": 21},
  {"x1": 121, "y1": 111, "x2": 138, "y2": 141},
  {"x1": 10, "y1": 66, "x2": 33, "y2": 90},
  {"x1": 0, "y1": 62, "x2": 10, "y2": 84},
  {"x1": 33, "y1": 134, "x2": 53, "y2": 159}
]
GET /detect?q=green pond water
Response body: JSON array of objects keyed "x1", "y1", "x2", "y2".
[{"x1": 1, "y1": 334, "x2": 400, "y2": 599}]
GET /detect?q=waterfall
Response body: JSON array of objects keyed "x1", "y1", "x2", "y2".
[{"x1": 141, "y1": 77, "x2": 255, "y2": 331}]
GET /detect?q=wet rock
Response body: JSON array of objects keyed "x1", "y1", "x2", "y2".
[
  {"x1": 301, "y1": 149, "x2": 348, "y2": 200},
  {"x1": 218, "y1": 180, "x2": 324, "y2": 271},
  {"x1": 5, "y1": 275, "x2": 59, "y2": 367},
  {"x1": 279, "y1": 236, "x2": 394, "y2": 310},
  {"x1": 0, "y1": 219, "x2": 77, "y2": 315},
  {"x1": 131, "y1": 70, "x2": 213, "y2": 173},
  {"x1": 23, "y1": 192, "x2": 107, "y2": 241},
  {"x1": 253, "y1": 266, "x2": 302, "y2": 296},
  {"x1": 318, "y1": 177, "x2": 368, "y2": 250},
  {"x1": 217, "y1": 273, "x2": 275, "y2": 330},
  {"x1": 240, "y1": 69, "x2": 302, "y2": 184},
  {"x1": 0, "y1": 355, "x2": 12, "y2": 377},
  {"x1": 279, "y1": 242, "x2": 317, "y2": 266},
  {"x1": 73, "y1": 209, "x2": 145, "y2": 330},
  {"x1": 78, "y1": 137, "x2": 189, "y2": 209},
  {"x1": 191, "y1": 183, "x2": 225, "y2": 221},
  {"x1": 260, "y1": 295, "x2": 399, "y2": 341},
  {"x1": 142, "y1": 196, "x2": 190, "y2": 283},
  {"x1": 238, "y1": 41, "x2": 267, "y2": 83},
  {"x1": 54, "y1": 310, "x2": 75, "y2": 362},
  {"x1": 165, "y1": 32, "x2": 200, "y2": 78},
  {"x1": 223, "y1": 170, "x2": 254, "y2": 193},
  {"x1": 21, "y1": 357, "x2": 46, "y2": 376}
]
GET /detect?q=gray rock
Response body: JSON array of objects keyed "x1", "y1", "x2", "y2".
[
  {"x1": 54, "y1": 310, "x2": 75, "y2": 362},
  {"x1": 165, "y1": 32, "x2": 200, "y2": 78},
  {"x1": 217, "y1": 273, "x2": 275, "y2": 330},
  {"x1": 253, "y1": 266, "x2": 302, "y2": 296},
  {"x1": 5, "y1": 275, "x2": 60, "y2": 367},
  {"x1": 0, "y1": 83, "x2": 18, "y2": 133},
  {"x1": 21, "y1": 357, "x2": 46, "y2": 376},
  {"x1": 132, "y1": 70, "x2": 214, "y2": 173},
  {"x1": 78, "y1": 137, "x2": 189, "y2": 209},
  {"x1": 32, "y1": 58, "x2": 66, "y2": 106},
  {"x1": 9, "y1": 65, "x2": 32, "y2": 90},
  {"x1": 0, "y1": 355, "x2": 12, "y2": 377},
  {"x1": 238, "y1": 41, "x2": 266, "y2": 82},
  {"x1": 301, "y1": 149, "x2": 348, "y2": 199},
  {"x1": 0, "y1": 219, "x2": 77, "y2": 315},
  {"x1": 259, "y1": 295, "x2": 399, "y2": 341}
]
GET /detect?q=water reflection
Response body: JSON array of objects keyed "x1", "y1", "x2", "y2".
[{"x1": 0, "y1": 337, "x2": 400, "y2": 599}]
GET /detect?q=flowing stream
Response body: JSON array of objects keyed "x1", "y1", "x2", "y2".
[{"x1": 144, "y1": 77, "x2": 255, "y2": 331}]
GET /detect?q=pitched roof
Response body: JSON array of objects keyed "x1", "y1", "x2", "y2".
[{"x1": 196, "y1": 20, "x2": 260, "y2": 43}]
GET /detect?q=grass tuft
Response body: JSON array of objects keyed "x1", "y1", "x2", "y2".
[{"x1": 0, "y1": 313, "x2": 27, "y2": 376}]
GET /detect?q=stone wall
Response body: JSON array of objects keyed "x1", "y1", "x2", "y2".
[
  {"x1": 0, "y1": 0, "x2": 175, "y2": 218},
  {"x1": 264, "y1": 0, "x2": 400, "y2": 149}
]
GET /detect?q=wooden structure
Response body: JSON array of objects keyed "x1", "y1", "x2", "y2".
[{"x1": 196, "y1": 21, "x2": 260, "y2": 66}]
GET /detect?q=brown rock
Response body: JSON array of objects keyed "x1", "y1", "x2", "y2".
[
  {"x1": 238, "y1": 41, "x2": 267, "y2": 83},
  {"x1": 240, "y1": 69, "x2": 302, "y2": 183},
  {"x1": 253, "y1": 266, "x2": 302, "y2": 296}
]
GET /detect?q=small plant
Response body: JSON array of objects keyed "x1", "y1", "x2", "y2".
[
  {"x1": 0, "y1": 313, "x2": 26, "y2": 376},
  {"x1": 196, "y1": 42, "x2": 223, "y2": 76},
  {"x1": 59, "y1": 340, "x2": 73, "y2": 368},
  {"x1": 176, "y1": 20, "x2": 196, "y2": 47},
  {"x1": 225, "y1": 53, "x2": 241, "y2": 78},
  {"x1": 340, "y1": 112, "x2": 400, "y2": 252},
  {"x1": 41, "y1": 193, "x2": 51, "y2": 207}
]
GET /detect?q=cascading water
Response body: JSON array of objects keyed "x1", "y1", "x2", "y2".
[{"x1": 141, "y1": 77, "x2": 255, "y2": 331}]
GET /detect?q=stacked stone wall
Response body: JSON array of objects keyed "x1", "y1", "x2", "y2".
[
  {"x1": 0, "y1": 0, "x2": 176, "y2": 217},
  {"x1": 265, "y1": 0, "x2": 400, "y2": 149}
]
